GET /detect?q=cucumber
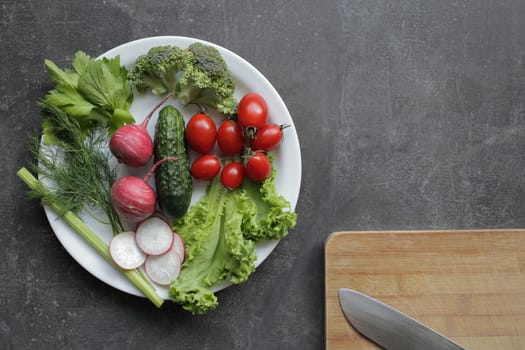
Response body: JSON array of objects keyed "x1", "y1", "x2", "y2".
[{"x1": 154, "y1": 105, "x2": 192, "y2": 220}]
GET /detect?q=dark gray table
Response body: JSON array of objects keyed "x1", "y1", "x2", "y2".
[{"x1": 3, "y1": 1, "x2": 525, "y2": 349}]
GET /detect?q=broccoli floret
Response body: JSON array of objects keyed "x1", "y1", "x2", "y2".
[
  {"x1": 187, "y1": 42, "x2": 230, "y2": 79},
  {"x1": 128, "y1": 45, "x2": 184, "y2": 95},
  {"x1": 128, "y1": 43, "x2": 237, "y2": 115}
]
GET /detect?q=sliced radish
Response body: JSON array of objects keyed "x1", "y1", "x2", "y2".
[
  {"x1": 135, "y1": 217, "x2": 174, "y2": 256},
  {"x1": 109, "y1": 231, "x2": 147, "y2": 270},
  {"x1": 172, "y1": 232, "x2": 186, "y2": 263},
  {"x1": 145, "y1": 249, "x2": 181, "y2": 286}
]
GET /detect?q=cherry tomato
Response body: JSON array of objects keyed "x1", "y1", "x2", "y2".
[
  {"x1": 217, "y1": 120, "x2": 244, "y2": 156},
  {"x1": 245, "y1": 152, "x2": 272, "y2": 182},
  {"x1": 250, "y1": 124, "x2": 286, "y2": 151},
  {"x1": 190, "y1": 154, "x2": 221, "y2": 180},
  {"x1": 185, "y1": 113, "x2": 217, "y2": 153},
  {"x1": 237, "y1": 93, "x2": 268, "y2": 129},
  {"x1": 220, "y1": 162, "x2": 244, "y2": 189}
]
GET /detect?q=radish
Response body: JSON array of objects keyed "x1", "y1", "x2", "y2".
[
  {"x1": 172, "y1": 232, "x2": 186, "y2": 263},
  {"x1": 110, "y1": 157, "x2": 178, "y2": 223},
  {"x1": 135, "y1": 217, "x2": 174, "y2": 255},
  {"x1": 109, "y1": 93, "x2": 173, "y2": 167},
  {"x1": 144, "y1": 249, "x2": 181, "y2": 286},
  {"x1": 109, "y1": 231, "x2": 147, "y2": 270}
]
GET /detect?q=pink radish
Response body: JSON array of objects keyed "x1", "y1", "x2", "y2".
[
  {"x1": 110, "y1": 157, "x2": 178, "y2": 223},
  {"x1": 109, "y1": 231, "x2": 147, "y2": 270},
  {"x1": 135, "y1": 217, "x2": 174, "y2": 255},
  {"x1": 110, "y1": 93, "x2": 173, "y2": 167},
  {"x1": 172, "y1": 232, "x2": 186, "y2": 263},
  {"x1": 144, "y1": 249, "x2": 181, "y2": 286}
]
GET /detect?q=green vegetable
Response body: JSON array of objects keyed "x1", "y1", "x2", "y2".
[
  {"x1": 239, "y1": 165, "x2": 298, "y2": 241},
  {"x1": 128, "y1": 43, "x2": 237, "y2": 115},
  {"x1": 31, "y1": 101, "x2": 123, "y2": 234},
  {"x1": 43, "y1": 51, "x2": 134, "y2": 142},
  {"x1": 16, "y1": 168, "x2": 164, "y2": 308},
  {"x1": 169, "y1": 165, "x2": 297, "y2": 314},
  {"x1": 154, "y1": 105, "x2": 192, "y2": 220}
]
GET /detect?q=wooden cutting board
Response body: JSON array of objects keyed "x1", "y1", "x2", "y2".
[{"x1": 325, "y1": 230, "x2": 525, "y2": 349}]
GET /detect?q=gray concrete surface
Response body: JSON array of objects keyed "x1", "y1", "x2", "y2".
[{"x1": 2, "y1": 1, "x2": 525, "y2": 349}]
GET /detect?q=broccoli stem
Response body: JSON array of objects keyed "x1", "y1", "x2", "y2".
[
  {"x1": 176, "y1": 84, "x2": 201, "y2": 106},
  {"x1": 17, "y1": 167, "x2": 164, "y2": 308}
]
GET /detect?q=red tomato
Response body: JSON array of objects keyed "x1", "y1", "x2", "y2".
[
  {"x1": 220, "y1": 162, "x2": 244, "y2": 189},
  {"x1": 185, "y1": 113, "x2": 217, "y2": 153},
  {"x1": 245, "y1": 152, "x2": 272, "y2": 182},
  {"x1": 217, "y1": 120, "x2": 244, "y2": 156},
  {"x1": 237, "y1": 93, "x2": 268, "y2": 129},
  {"x1": 250, "y1": 124, "x2": 286, "y2": 151},
  {"x1": 190, "y1": 154, "x2": 221, "y2": 180}
]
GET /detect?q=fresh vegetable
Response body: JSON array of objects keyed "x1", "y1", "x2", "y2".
[
  {"x1": 172, "y1": 233, "x2": 186, "y2": 263},
  {"x1": 244, "y1": 151, "x2": 272, "y2": 183},
  {"x1": 31, "y1": 101, "x2": 123, "y2": 234},
  {"x1": 220, "y1": 162, "x2": 244, "y2": 189},
  {"x1": 145, "y1": 249, "x2": 182, "y2": 286},
  {"x1": 109, "y1": 231, "x2": 147, "y2": 270},
  {"x1": 110, "y1": 157, "x2": 178, "y2": 223},
  {"x1": 168, "y1": 177, "x2": 255, "y2": 313},
  {"x1": 237, "y1": 93, "x2": 268, "y2": 129},
  {"x1": 110, "y1": 176, "x2": 156, "y2": 223},
  {"x1": 109, "y1": 93, "x2": 173, "y2": 167},
  {"x1": 216, "y1": 120, "x2": 244, "y2": 156},
  {"x1": 169, "y1": 161, "x2": 296, "y2": 314},
  {"x1": 129, "y1": 43, "x2": 237, "y2": 115},
  {"x1": 240, "y1": 161, "x2": 297, "y2": 241},
  {"x1": 250, "y1": 124, "x2": 288, "y2": 151},
  {"x1": 154, "y1": 105, "x2": 193, "y2": 220},
  {"x1": 17, "y1": 168, "x2": 164, "y2": 308},
  {"x1": 135, "y1": 217, "x2": 174, "y2": 256},
  {"x1": 185, "y1": 112, "x2": 217, "y2": 153},
  {"x1": 43, "y1": 51, "x2": 134, "y2": 142},
  {"x1": 109, "y1": 216, "x2": 186, "y2": 284},
  {"x1": 191, "y1": 154, "x2": 221, "y2": 180}
]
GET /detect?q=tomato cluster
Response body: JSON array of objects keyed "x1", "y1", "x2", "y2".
[{"x1": 185, "y1": 93, "x2": 288, "y2": 189}]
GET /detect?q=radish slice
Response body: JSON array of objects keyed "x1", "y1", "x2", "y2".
[
  {"x1": 135, "y1": 217, "x2": 174, "y2": 256},
  {"x1": 109, "y1": 231, "x2": 147, "y2": 270},
  {"x1": 145, "y1": 249, "x2": 181, "y2": 286},
  {"x1": 172, "y1": 232, "x2": 186, "y2": 263}
]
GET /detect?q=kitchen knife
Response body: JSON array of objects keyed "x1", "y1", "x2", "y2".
[{"x1": 338, "y1": 288, "x2": 465, "y2": 350}]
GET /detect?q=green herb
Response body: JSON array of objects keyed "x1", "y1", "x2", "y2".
[
  {"x1": 30, "y1": 101, "x2": 123, "y2": 234},
  {"x1": 43, "y1": 51, "x2": 134, "y2": 142},
  {"x1": 16, "y1": 168, "x2": 164, "y2": 308}
]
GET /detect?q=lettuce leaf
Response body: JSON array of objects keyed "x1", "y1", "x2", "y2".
[
  {"x1": 241, "y1": 167, "x2": 297, "y2": 241},
  {"x1": 169, "y1": 165, "x2": 296, "y2": 314}
]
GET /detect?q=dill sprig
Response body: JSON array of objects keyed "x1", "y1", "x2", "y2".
[{"x1": 29, "y1": 101, "x2": 123, "y2": 234}]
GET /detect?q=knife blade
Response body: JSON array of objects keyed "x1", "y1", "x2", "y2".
[{"x1": 338, "y1": 288, "x2": 465, "y2": 350}]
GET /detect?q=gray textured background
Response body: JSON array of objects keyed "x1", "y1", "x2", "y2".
[{"x1": 2, "y1": 1, "x2": 525, "y2": 349}]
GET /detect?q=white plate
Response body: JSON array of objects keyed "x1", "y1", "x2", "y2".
[{"x1": 43, "y1": 36, "x2": 302, "y2": 300}]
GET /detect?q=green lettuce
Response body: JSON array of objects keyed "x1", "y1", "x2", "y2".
[
  {"x1": 169, "y1": 167, "x2": 297, "y2": 314},
  {"x1": 240, "y1": 168, "x2": 297, "y2": 241}
]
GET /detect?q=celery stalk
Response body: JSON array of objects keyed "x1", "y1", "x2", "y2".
[{"x1": 17, "y1": 167, "x2": 164, "y2": 308}]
